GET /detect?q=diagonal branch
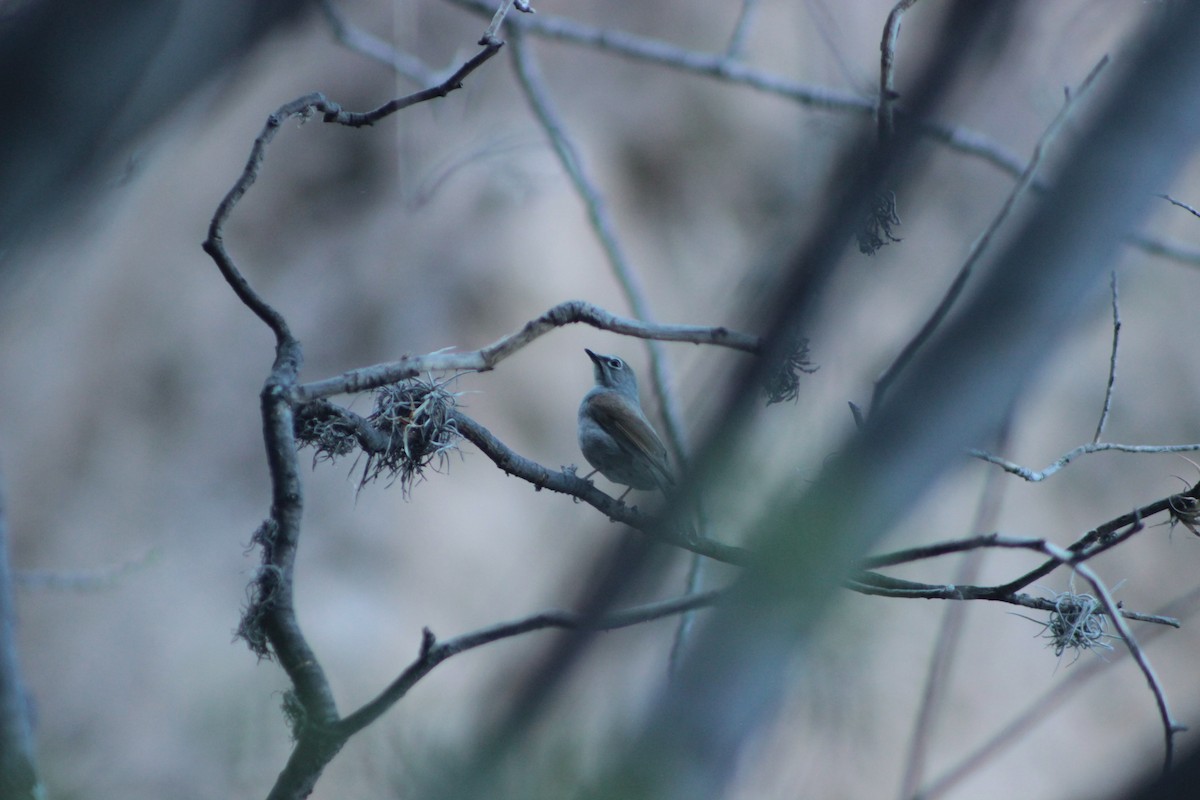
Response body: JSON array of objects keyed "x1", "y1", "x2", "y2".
[
  {"x1": 318, "y1": 0, "x2": 437, "y2": 85},
  {"x1": 338, "y1": 589, "x2": 725, "y2": 736},
  {"x1": 871, "y1": 57, "x2": 1108, "y2": 415}
]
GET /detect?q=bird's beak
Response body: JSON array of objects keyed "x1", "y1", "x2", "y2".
[{"x1": 585, "y1": 348, "x2": 602, "y2": 365}]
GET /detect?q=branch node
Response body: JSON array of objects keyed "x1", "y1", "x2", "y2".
[{"x1": 419, "y1": 627, "x2": 437, "y2": 658}]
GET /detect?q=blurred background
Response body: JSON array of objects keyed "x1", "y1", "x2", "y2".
[{"x1": 3, "y1": 0, "x2": 1200, "y2": 797}]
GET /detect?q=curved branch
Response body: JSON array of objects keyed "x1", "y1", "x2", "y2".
[
  {"x1": 292, "y1": 300, "x2": 761, "y2": 402},
  {"x1": 202, "y1": 38, "x2": 502, "y2": 343}
]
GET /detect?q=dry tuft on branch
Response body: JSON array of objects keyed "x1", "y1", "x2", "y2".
[
  {"x1": 1014, "y1": 589, "x2": 1118, "y2": 663},
  {"x1": 764, "y1": 336, "x2": 819, "y2": 404},
  {"x1": 359, "y1": 376, "x2": 464, "y2": 495}
]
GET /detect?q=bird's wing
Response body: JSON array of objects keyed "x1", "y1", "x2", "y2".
[{"x1": 589, "y1": 393, "x2": 675, "y2": 487}]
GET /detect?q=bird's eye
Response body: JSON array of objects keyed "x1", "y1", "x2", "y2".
[{"x1": 608, "y1": 358, "x2": 623, "y2": 369}]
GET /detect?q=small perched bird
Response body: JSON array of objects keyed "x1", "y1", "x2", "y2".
[{"x1": 577, "y1": 348, "x2": 674, "y2": 501}]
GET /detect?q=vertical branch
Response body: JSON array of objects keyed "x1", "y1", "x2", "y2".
[
  {"x1": 482, "y1": 0, "x2": 532, "y2": 46},
  {"x1": 878, "y1": 0, "x2": 921, "y2": 143},
  {"x1": 0, "y1": 472, "x2": 40, "y2": 799},
  {"x1": 1093, "y1": 271, "x2": 1120, "y2": 443},
  {"x1": 897, "y1": 413, "x2": 1013, "y2": 799},
  {"x1": 870, "y1": 57, "x2": 1108, "y2": 415},
  {"x1": 667, "y1": 533, "x2": 708, "y2": 675}
]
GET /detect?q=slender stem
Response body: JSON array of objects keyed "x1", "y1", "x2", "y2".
[{"x1": 1093, "y1": 271, "x2": 1120, "y2": 443}]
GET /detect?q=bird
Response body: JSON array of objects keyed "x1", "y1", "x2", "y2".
[{"x1": 577, "y1": 348, "x2": 674, "y2": 502}]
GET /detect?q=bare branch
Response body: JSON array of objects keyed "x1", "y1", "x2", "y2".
[
  {"x1": 481, "y1": 0, "x2": 534, "y2": 46},
  {"x1": 1159, "y1": 192, "x2": 1200, "y2": 220},
  {"x1": 338, "y1": 589, "x2": 725, "y2": 736},
  {"x1": 848, "y1": 571, "x2": 1178, "y2": 627},
  {"x1": 450, "y1": 412, "x2": 751, "y2": 565},
  {"x1": 971, "y1": 441, "x2": 1200, "y2": 482},
  {"x1": 317, "y1": 0, "x2": 438, "y2": 85},
  {"x1": 871, "y1": 536, "x2": 1186, "y2": 772},
  {"x1": 201, "y1": 41, "x2": 508, "y2": 800},
  {"x1": 1093, "y1": 271, "x2": 1121, "y2": 442},
  {"x1": 292, "y1": 300, "x2": 761, "y2": 402},
  {"x1": 444, "y1": 0, "x2": 1200, "y2": 269},
  {"x1": 202, "y1": 40, "x2": 503, "y2": 344},
  {"x1": 878, "y1": 0, "x2": 921, "y2": 143},
  {"x1": 725, "y1": 0, "x2": 762, "y2": 59}
]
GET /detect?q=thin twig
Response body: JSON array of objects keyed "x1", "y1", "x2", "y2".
[
  {"x1": 878, "y1": 0, "x2": 921, "y2": 144},
  {"x1": 292, "y1": 300, "x2": 760, "y2": 402},
  {"x1": 1158, "y1": 193, "x2": 1200, "y2": 219},
  {"x1": 725, "y1": 0, "x2": 762, "y2": 59},
  {"x1": 865, "y1": 481, "x2": 1183, "y2": 596},
  {"x1": 847, "y1": 573, "x2": 1178, "y2": 627},
  {"x1": 871, "y1": 57, "x2": 1109, "y2": 415},
  {"x1": 337, "y1": 588, "x2": 724, "y2": 736},
  {"x1": 898, "y1": 411, "x2": 1009, "y2": 800},
  {"x1": 971, "y1": 441, "x2": 1200, "y2": 482},
  {"x1": 1093, "y1": 271, "x2": 1120, "y2": 442},
  {"x1": 317, "y1": 0, "x2": 438, "y2": 85},
  {"x1": 481, "y1": 0, "x2": 533, "y2": 46},
  {"x1": 857, "y1": 478, "x2": 1193, "y2": 600}
]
